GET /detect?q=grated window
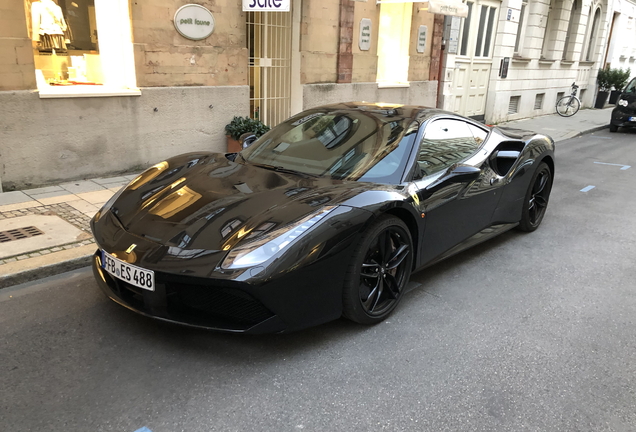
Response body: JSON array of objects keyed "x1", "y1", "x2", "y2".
[
  {"x1": 0, "y1": 226, "x2": 44, "y2": 243},
  {"x1": 508, "y1": 96, "x2": 520, "y2": 114},
  {"x1": 534, "y1": 93, "x2": 545, "y2": 110},
  {"x1": 556, "y1": 92, "x2": 565, "y2": 104}
]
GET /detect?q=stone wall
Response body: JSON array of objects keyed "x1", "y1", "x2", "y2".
[
  {"x1": 0, "y1": 0, "x2": 36, "y2": 90},
  {"x1": 300, "y1": 0, "x2": 339, "y2": 83},
  {"x1": 0, "y1": 86, "x2": 248, "y2": 189},
  {"x1": 303, "y1": 81, "x2": 438, "y2": 109},
  {"x1": 131, "y1": 0, "x2": 248, "y2": 87}
]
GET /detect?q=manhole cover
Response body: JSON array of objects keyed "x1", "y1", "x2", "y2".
[{"x1": 0, "y1": 226, "x2": 45, "y2": 243}]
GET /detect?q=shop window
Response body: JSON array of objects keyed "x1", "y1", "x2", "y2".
[
  {"x1": 376, "y1": 2, "x2": 413, "y2": 86},
  {"x1": 562, "y1": 0, "x2": 580, "y2": 60},
  {"x1": 474, "y1": 5, "x2": 496, "y2": 57},
  {"x1": 459, "y1": 2, "x2": 473, "y2": 56},
  {"x1": 540, "y1": 0, "x2": 556, "y2": 59},
  {"x1": 25, "y1": 0, "x2": 138, "y2": 98},
  {"x1": 514, "y1": 0, "x2": 528, "y2": 55},
  {"x1": 585, "y1": 7, "x2": 601, "y2": 61}
]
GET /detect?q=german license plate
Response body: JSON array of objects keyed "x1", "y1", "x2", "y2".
[
  {"x1": 629, "y1": 116, "x2": 636, "y2": 122},
  {"x1": 101, "y1": 250, "x2": 155, "y2": 291}
]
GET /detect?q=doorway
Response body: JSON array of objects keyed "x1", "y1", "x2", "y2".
[
  {"x1": 452, "y1": 0, "x2": 499, "y2": 119},
  {"x1": 246, "y1": 10, "x2": 292, "y2": 127}
]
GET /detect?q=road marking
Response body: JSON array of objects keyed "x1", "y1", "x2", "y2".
[
  {"x1": 594, "y1": 161, "x2": 631, "y2": 170},
  {"x1": 593, "y1": 136, "x2": 613, "y2": 139},
  {"x1": 580, "y1": 185, "x2": 595, "y2": 192},
  {"x1": 134, "y1": 428, "x2": 153, "y2": 432}
]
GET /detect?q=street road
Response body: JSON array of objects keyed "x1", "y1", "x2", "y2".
[{"x1": 2, "y1": 128, "x2": 636, "y2": 432}]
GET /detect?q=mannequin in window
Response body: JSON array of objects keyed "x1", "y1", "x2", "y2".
[{"x1": 31, "y1": 0, "x2": 68, "y2": 52}]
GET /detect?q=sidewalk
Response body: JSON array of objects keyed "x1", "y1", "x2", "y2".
[{"x1": 0, "y1": 106, "x2": 614, "y2": 288}]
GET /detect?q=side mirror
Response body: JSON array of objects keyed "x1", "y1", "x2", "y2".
[
  {"x1": 420, "y1": 165, "x2": 481, "y2": 199},
  {"x1": 239, "y1": 133, "x2": 258, "y2": 148}
]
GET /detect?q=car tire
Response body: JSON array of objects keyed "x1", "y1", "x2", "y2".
[
  {"x1": 517, "y1": 162, "x2": 552, "y2": 232},
  {"x1": 609, "y1": 123, "x2": 619, "y2": 133},
  {"x1": 342, "y1": 215, "x2": 413, "y2": 325}
]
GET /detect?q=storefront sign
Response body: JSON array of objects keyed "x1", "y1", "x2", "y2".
[
  {"x1": 359, "y1": 18, "x2": 372, "y2": 51},
  {"x1": 427, "y1": 0, "x2": 469, "y2": 18},
  {"x1": 243, "y1": 0, "x2": 290, "y2": 12},
  {"x1": 174, "y1": 5, "x2": 215, "y2": 40},
  {"x1": 416, "y1": 25, "x2": 428, "y2": 53}
]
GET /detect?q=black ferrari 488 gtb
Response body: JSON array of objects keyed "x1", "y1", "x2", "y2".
[{"x1": 91, "y1": 102, "x2": 555, "y2": 333}]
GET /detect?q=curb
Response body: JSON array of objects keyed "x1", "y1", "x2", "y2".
[
  {"x1": 555, "y1": 124, "x2": 609, "y2": 143},
  {"x1": 0, "y1": 245, "x2": 95, "y2": 289}
]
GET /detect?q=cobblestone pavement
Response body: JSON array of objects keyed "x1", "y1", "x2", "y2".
[{"x1": 0, "y1": 203, "x2": 95, "y2": 265}]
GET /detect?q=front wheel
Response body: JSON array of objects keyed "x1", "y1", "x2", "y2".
[
  {"x1": 556, "y1": 96, "x2": 580, "y2": 117},
  {"x1": 517, "y1": 162, "x2": 553, "y2": 232},
  {"x1": 342, "y1": 216, "x2": 413, "y2": 325},
  {"x1": 609, "y1": 123, "x2": 619, "y2": 133}
]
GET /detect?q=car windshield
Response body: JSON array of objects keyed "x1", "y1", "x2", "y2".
[{"x1": 239, "y1": 107, "x2": 418, "y2": 183}]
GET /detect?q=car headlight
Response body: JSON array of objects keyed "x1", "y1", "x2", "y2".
[
  {"x1": 618, "y1": 99, "x2": 629, "y2": 107},
  {"x1": 220, "y1": 206, "x2": 336, "y2": 269}
]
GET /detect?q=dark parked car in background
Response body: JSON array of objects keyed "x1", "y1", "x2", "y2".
[
  {"x1": 91, "y1": 102, "x2": 555, "y2": 334},
  {"x1": 610, "y1": 77, "x2": 636, "y2": 132}
]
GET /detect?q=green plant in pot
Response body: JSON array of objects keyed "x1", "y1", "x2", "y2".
[
  {"x1": 225, "y1": 116, "x2": 270, "y2": 153},
  {"x1": 595, "y1": 66, "x2": 611, "y2": 108},
  {"x1": 609, "y1": 67, "x2": 632, "y2": 104}
]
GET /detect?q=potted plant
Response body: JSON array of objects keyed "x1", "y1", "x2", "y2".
[
  {"x1": 225, "y1": 116, "x2": 270, "y2": 152},
  {"x1": 609, "y1": 67, "x2": 632, "y2": 104},
  {"x1": 594, "y1": 66, "x2": 611, "y2": 109}
]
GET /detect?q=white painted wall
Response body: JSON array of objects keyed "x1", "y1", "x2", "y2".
[
  {"x1": 484, "y1": 0, "x2": 611, "y2": 124},
  {"x1": 605, "y1": 0, "x2": 636, "y2": 81},
  {"x1": 0, "y1": 86, "x2": 249, "y2": 190}
]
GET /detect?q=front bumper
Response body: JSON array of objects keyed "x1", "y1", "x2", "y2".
[
  {"x1": 92, "y1": 251, "x2": 287, "y2": 333},
  {"x1": 611, "y1": 107, "x2": 636, "y2": 128},
  {"x1": 92, "y1": 234, "x2": 358, "y2": 333}
]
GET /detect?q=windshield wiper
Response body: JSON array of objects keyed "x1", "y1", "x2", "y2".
[{"x1": 250, "y1": 163, "x2": 320, "y2": 178}]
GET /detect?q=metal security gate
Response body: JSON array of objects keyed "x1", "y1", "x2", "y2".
[{"x1": 246, "y1": 11, "x2": 292, "y2": 127}]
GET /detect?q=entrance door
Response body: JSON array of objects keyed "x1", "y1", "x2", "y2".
[
  {"x1": 452, "y1": 0, "x2": 499, "y2": 119},
  {"x1": 246, "y1": 11, "x2": 292, "y2": 127}
]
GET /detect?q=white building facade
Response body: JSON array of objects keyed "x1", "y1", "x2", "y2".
[
  {"x1": 604, "y1": 0, "x2": 636, "y2": 78},
  {"x1": 439, "y1": 0, "x2": 614, "y2": 123}
]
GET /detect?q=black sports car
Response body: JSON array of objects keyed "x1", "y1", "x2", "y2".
[
  {"x1": 91, "y1": 102, "x2": 555, "y2": 333},
  {"x1": 610, "y1": 76, "x2": 636, "y2": 132}
]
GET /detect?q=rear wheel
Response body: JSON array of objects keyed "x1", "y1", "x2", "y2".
[
  {"x1": 342, "y1": 216, "x2": 413, "y2": 325},
  {"x1": 518, "y1": 162, "x2": 552, "y2": 232},
  {"x1": 556, "y1": 96, "x2": 580, "y2": 117},
  {"x1": 609, "y1": 123, "x2": 619, "y2": 132}
]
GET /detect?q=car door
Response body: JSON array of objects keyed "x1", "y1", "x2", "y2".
[{"x1": 411, "y1": 117, "x2": 502, "y2": 265}]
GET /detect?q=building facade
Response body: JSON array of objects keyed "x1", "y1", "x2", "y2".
[
  {"x1": 603, "y1": 0, "x2": 636, "y2": 79},
  {"x1": 0, "y1": 0, "x2": 438, "y2": 190},
  {"x1": 438, "y1": 0, "x2": 613, "y2": 123}
]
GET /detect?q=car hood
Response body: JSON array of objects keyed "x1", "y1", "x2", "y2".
[{"x1": 105, "y1": 152, "x2": 368, "y2": 252}]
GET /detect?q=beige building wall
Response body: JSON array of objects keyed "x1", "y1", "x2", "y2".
[
  {"x1": 0, "y1": 0, "x2": 36, "y2": 90},
  {"x1": 300, "y1": 0, "x2": 339, "y2": 84},
  {"x1": 352, "y1": 2, "x2": 379, "y2": 82},
  {"x1": 131, "y1": 0, "x2": 247, "y2": 87},
  {"x1": 408, "y1": 7, "x2": 435, "y2": 82}
]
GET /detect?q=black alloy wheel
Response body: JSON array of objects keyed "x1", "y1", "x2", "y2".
[
  {"x1": 342, "y1": 216, "x2": 413, "y2": 324},
  {"x1": 518, "y1": 162, "x2": 552, "y2": 232}
]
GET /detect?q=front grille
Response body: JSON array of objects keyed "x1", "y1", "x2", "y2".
[{"x1": 166, "y1": 283, "x2": 274, "y2": 327}]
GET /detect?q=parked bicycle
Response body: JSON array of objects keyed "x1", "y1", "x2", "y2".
[{"x1": 556, "y1": 82, "x2": 581, "y2": 117}]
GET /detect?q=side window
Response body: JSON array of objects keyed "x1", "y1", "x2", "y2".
[
  {"x1": 467, "y1": 123, "x2": 488, "y2": 145},
  {"x1": 418, "y1": 119, "x2": 481, "y2": 176}
]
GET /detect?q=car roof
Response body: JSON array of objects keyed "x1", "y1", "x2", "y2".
[{"x1": 316, "y1": 102, "x2": 450, "y2": 122}]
